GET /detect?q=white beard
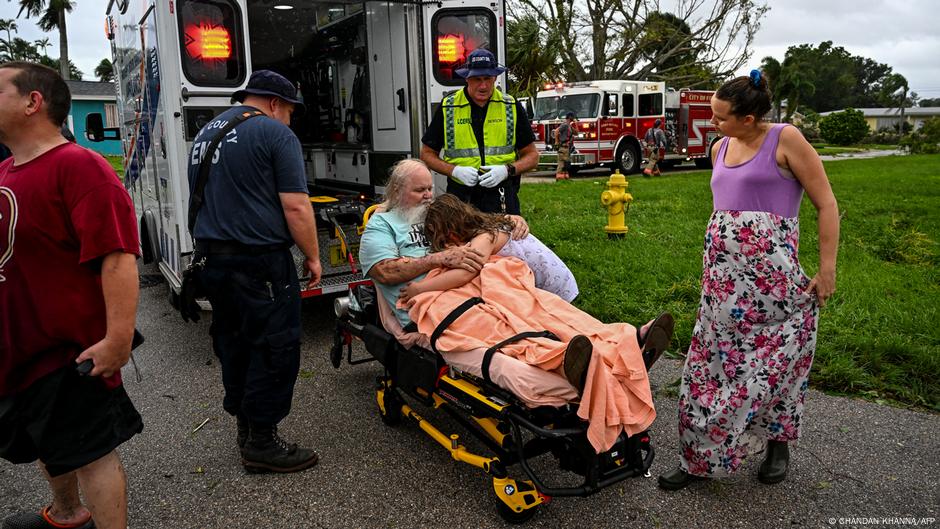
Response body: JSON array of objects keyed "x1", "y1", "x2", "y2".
[{"x1": 396, "y1": 203, "x2": 429, "y2": 226}]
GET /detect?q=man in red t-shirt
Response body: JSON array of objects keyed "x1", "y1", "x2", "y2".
[{"x1": 0, "y1": 62, "x2": 142, "y2": 529}]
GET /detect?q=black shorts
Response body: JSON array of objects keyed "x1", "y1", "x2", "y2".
[{"x1": 0, "y1": 365, "x2": 143, "y2": 477}]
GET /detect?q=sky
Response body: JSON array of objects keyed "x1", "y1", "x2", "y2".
[{"x1": 1, "y1": 0, "x2": 939, "y2": 101}]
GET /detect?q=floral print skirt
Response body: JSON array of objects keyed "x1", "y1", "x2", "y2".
[{"x1": 678, "y1": 210, "x2": 819, "y2": 477}]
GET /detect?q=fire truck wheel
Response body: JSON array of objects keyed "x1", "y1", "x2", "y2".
[
  {"x1": 615, "y1": 143, "x2": 640, "y2": 174},
  {"x1": 694, "y1": 158, "x2": 713, "y2": 170}
]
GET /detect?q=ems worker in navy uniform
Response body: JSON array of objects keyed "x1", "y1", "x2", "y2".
[
  {"x1": 420, "y1": 48, "x2": 539, "y2": 214},
  {"x1": 186, "y1": 70, "x2": 322, "y2": 474}
]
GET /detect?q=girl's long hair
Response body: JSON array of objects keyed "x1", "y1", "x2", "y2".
[{"x1": 424, "y1": 194, "x2": 513, "y2": 252}]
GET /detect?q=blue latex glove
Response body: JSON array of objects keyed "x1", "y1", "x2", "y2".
[
  {"x1": 451, "y1": 165, "x2": 479, "y2": 186},
  {"x1": 478, "y1": 164, "x2": 509, "y2": 188}
]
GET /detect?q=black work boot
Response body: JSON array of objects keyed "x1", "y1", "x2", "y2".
[
  {"x1": 240, "y1": 423, "x2": 319, "y2": 474},
  {"x1": 658, "y1": 467, "x2": 705, "y2": 491},
  {"x1": 758, "y1": 440, "x2": 789, "y2": 484},
  {"x1": 236, "y1": 414, "x2": 250, "y2": 449}
]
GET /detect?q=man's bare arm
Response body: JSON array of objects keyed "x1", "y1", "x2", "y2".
[
  {"x1": 512, "y1": 143, "x2": 540, "y2": 174},
  {"x1": 369, "y1": 246, "x2": 486, "y2": 286},
  {"x1": 76, "y1": 251, "x2": 139, "y2": 377},
  {"x1": 280, "y1": 192, "x2": 321, "y2": 286}
]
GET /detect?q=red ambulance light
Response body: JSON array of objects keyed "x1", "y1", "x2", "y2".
[
  {"x1": 555, "y1": 82, "x2": 564, "y2": 89},
  {"x1": 184, "y1": 23, "x2": 232, "y2": 60},
  {"x1": 437, "y1": 34, "x2": 465, "y2": 64}
]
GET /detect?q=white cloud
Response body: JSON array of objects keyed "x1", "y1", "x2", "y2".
[{"x1": 738, "y1": 0, "x2": 940, "y2": 95}]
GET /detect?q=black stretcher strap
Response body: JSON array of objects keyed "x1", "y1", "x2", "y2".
[
  {"x1": 429, "y1": 296, "x2": 562, "y2": 385},
  {"x1": 430, "y1": 297, "x2": 483, "y2": 354},
  {"x1": 480, "y1": 330, "x2": 559, "y2": 385},
  {"x1": 188, "y1": 109, "x2": 265, "y2": 234}
]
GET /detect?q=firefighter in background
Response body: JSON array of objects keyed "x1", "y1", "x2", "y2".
[
  {"x1": 420, "y1": 48, "x2": 539, "y2": 214},
  {"x1": 553, "y1": 112, "x2": 576, "y2": 180},
  {"x1": 644, "y1": 119, "x2": 667, "y2": 177}
]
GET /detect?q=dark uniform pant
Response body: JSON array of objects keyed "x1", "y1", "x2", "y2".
[
  {"x1": 446, "y1": 178, "x2": 521, "y2": 215},
  {"x1": 200, "y1": 248, "x2": 301, "y2": 426}
]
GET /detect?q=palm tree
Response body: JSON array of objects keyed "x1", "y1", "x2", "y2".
[
  {"x1": 15, "y1": 0, "x2": 74, "y2": 79},
  {"x1": 94, "y1": 58, "x2": 113, "y2": 83},
  {"x1": 506, "y1": 15, "x2": 560, "y2": 99},
  {"x1": 0, "y1": 19, "x2": 17, "y2": 45},
  {"x1": 34, "y1": 36, "x2": 51, "y2": 57},
  {"x1": 760, "y1": 56, "x2": 783, "y2": 122}
]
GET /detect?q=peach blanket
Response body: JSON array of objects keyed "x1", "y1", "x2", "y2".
[{"x1": 406, "y1": 256, "x2": 656, "y2": 453}]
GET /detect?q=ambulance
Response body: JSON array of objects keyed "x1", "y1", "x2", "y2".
[
  {"x1": 87, "y1": 0, "x2": 508, "y2": 304},
  {"x1": 530, "y1": 80, "x2": 717, "y2": 174}
]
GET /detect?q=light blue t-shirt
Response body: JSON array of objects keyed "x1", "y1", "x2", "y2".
[{"x1": 358, "y1": 211, "x2": 431, "y2": 327}]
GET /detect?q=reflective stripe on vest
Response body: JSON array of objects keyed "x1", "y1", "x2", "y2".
[{"x1": 442, "y1": 88, "x2": 517, "y2": 171}]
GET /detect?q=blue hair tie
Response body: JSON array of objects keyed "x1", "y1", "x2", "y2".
[{"x1": 749, "y1": 69, "x2": 761, "y2": 87}]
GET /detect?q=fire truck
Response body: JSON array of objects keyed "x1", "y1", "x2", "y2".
[
  {"x1": 530, "y1": 80, "x2": 718, "y2": 174},
  {"x1": 86, "y1": 0, "x2": 508, "y2": 305}
]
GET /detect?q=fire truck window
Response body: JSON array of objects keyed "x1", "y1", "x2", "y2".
[
  {"x1": 605, "y1": 93, "x2": 618, "y2": 116},
  {"x1": 639, "y1": 93, "x2": 663, "y2": 117},
  {"x1": 534, "y1": 93, "x2": 600, "y2": 120},
  {"x1": 622, "y1": 94, "x2": 635, "y2": 117},
  {"x1": 177, "y1": 0, "x2": 246, "y2": 87},
  {"x1": 432, "y1": 9, "x2": 497, "y2": 86}
]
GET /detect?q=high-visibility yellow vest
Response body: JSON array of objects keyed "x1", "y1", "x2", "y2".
[{"x1": 441, "y1": 88, "x2": 517, "y2": 173}]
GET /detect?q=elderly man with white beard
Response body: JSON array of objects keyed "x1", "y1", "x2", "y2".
[{"x1": 359, "y1": 158, "x2": 529, "y2": 330}]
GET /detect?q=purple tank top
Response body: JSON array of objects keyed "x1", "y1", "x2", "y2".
[{"x1": 711, "y1": 124, "x2": 804, "y2": 218}]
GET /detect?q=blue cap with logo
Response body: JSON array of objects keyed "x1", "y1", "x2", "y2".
[
  {"x1": 232, "y1": 69, "x2": 306, "y2": 116},
  {"x1": 454, "y1": 48, "x2": 507, "y2": 79}
]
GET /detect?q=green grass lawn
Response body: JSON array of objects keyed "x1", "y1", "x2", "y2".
[
  {"x1": 106, "y1": 155, "x2": 123, "y2": 178},
  {"x1": 519, "y1": 155, "x2": 940, "y2": 410}
]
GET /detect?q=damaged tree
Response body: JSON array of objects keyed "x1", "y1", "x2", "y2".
[{"x1": 509, "y1": 0, "x2": 767, "y2": 88}]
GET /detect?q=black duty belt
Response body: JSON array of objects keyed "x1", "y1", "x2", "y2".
[{"x1": 195, "y1": 240, "x2": 291, "y2": 255}]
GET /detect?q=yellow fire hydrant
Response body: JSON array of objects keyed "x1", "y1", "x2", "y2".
[{"x1": 600, "y1": 170, "x2": 632, "y2": 239}]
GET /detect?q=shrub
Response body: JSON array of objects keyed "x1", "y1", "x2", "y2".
[
  {"x1": 864, "y1": 127, "x2": 903, "y2": 145},
  {"x1": 819, "y1": 108, "x2": 870, "y2": 145},
  {"x1": 899, "y1": 117, "x2": 940, "y2": 154},
  {"x1": 794, "y1": 108, "x2": 821, "y2": 142}
]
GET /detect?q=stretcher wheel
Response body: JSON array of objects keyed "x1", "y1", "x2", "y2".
[
  {"x1": 496, "y1": 502, "x2": 539, "y2": 524},
  {"x1": 379, "y1": 388, "x2": 402, "y2": 426}
]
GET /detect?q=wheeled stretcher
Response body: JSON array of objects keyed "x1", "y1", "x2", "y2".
[{"x1": 330, "y1": 285, "x2": 655, "y2": 523}]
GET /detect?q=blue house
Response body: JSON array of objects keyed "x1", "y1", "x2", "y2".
[{"x1": 65, "y1": 80, "x2": 122, "y2": 156}]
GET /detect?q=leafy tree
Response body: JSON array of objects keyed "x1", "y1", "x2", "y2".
[
  {"x1": 0, "y1": 19, "x2": 17, "y2": 45},
  {"x1": 819, "y1": 108, "x2": 869, "y2": 145},
  {"x1": 38, "y1": 55, "x2": 82, "y2": 79},
  {"x1": 15, "y1": 0, "x2": 74, "y2": 79},
  {"x1": 899, "y1": 117, "x2": 940, "y2": 154},
  {"x1": 762, "y1": 41, "x2": 910, "y2": 114},
  {"x1": 506, "y1": 15, "x2": 560, "y2": 98},
  {"x1": 94, "y1": 58, "x2": 113, "y2": 83},
  {"x1": 919, "y1": 98, "x2": 940, "y2": 108},
  {"x1": 1, "y1": 37, "x2": 40, "y2": 62},
  {"x1": 34, "y1": 36, "x2": 50, "y2": 57},
  {"x1": 509, "y1": 0, "x2": 766, "y2": 87}
]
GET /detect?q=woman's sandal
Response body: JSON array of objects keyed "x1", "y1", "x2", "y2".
[
  {"x1": 638, "y1": 312, "x2": 675, "y2": 370},
  {"x1": 1, "y1": 506, "x2": 95, "y2": 529}
]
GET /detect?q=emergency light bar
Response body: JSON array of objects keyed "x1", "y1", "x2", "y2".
[
  {"x1": 184, "y1": 23, "x2": 232, "y2": 60},
  {"x1": 437, "y1": 34, "x2": 465, "y2": 63}
]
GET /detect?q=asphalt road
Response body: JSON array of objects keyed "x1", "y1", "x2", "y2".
[{"x1": 2, "y1": 266, "x2": 937, "y2": 529}]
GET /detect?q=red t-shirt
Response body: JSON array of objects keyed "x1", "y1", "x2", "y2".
[{"x1": 0, "y1": 142, "x2": 140, "y2": 397}]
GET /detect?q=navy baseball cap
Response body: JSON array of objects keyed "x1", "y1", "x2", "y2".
[
  {"x1": 232, "y1": 70, "x2": 306, "y2": 116},
  {"x1": 454, "y1": 48, "x2": 507, "y2": 79}
]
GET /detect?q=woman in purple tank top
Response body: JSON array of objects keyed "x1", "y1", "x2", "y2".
[{"x1": 658, "y1": 70, "x2": 840, "y2": 490}]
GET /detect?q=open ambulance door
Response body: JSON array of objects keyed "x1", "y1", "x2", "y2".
[{"x1": 422, "y1": 0, "x2": 507, "y2": 189}]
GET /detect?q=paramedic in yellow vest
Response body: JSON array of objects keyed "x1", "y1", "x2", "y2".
[{"x1": 420, "y1": 48, "x2": 539, "y2": 214}]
